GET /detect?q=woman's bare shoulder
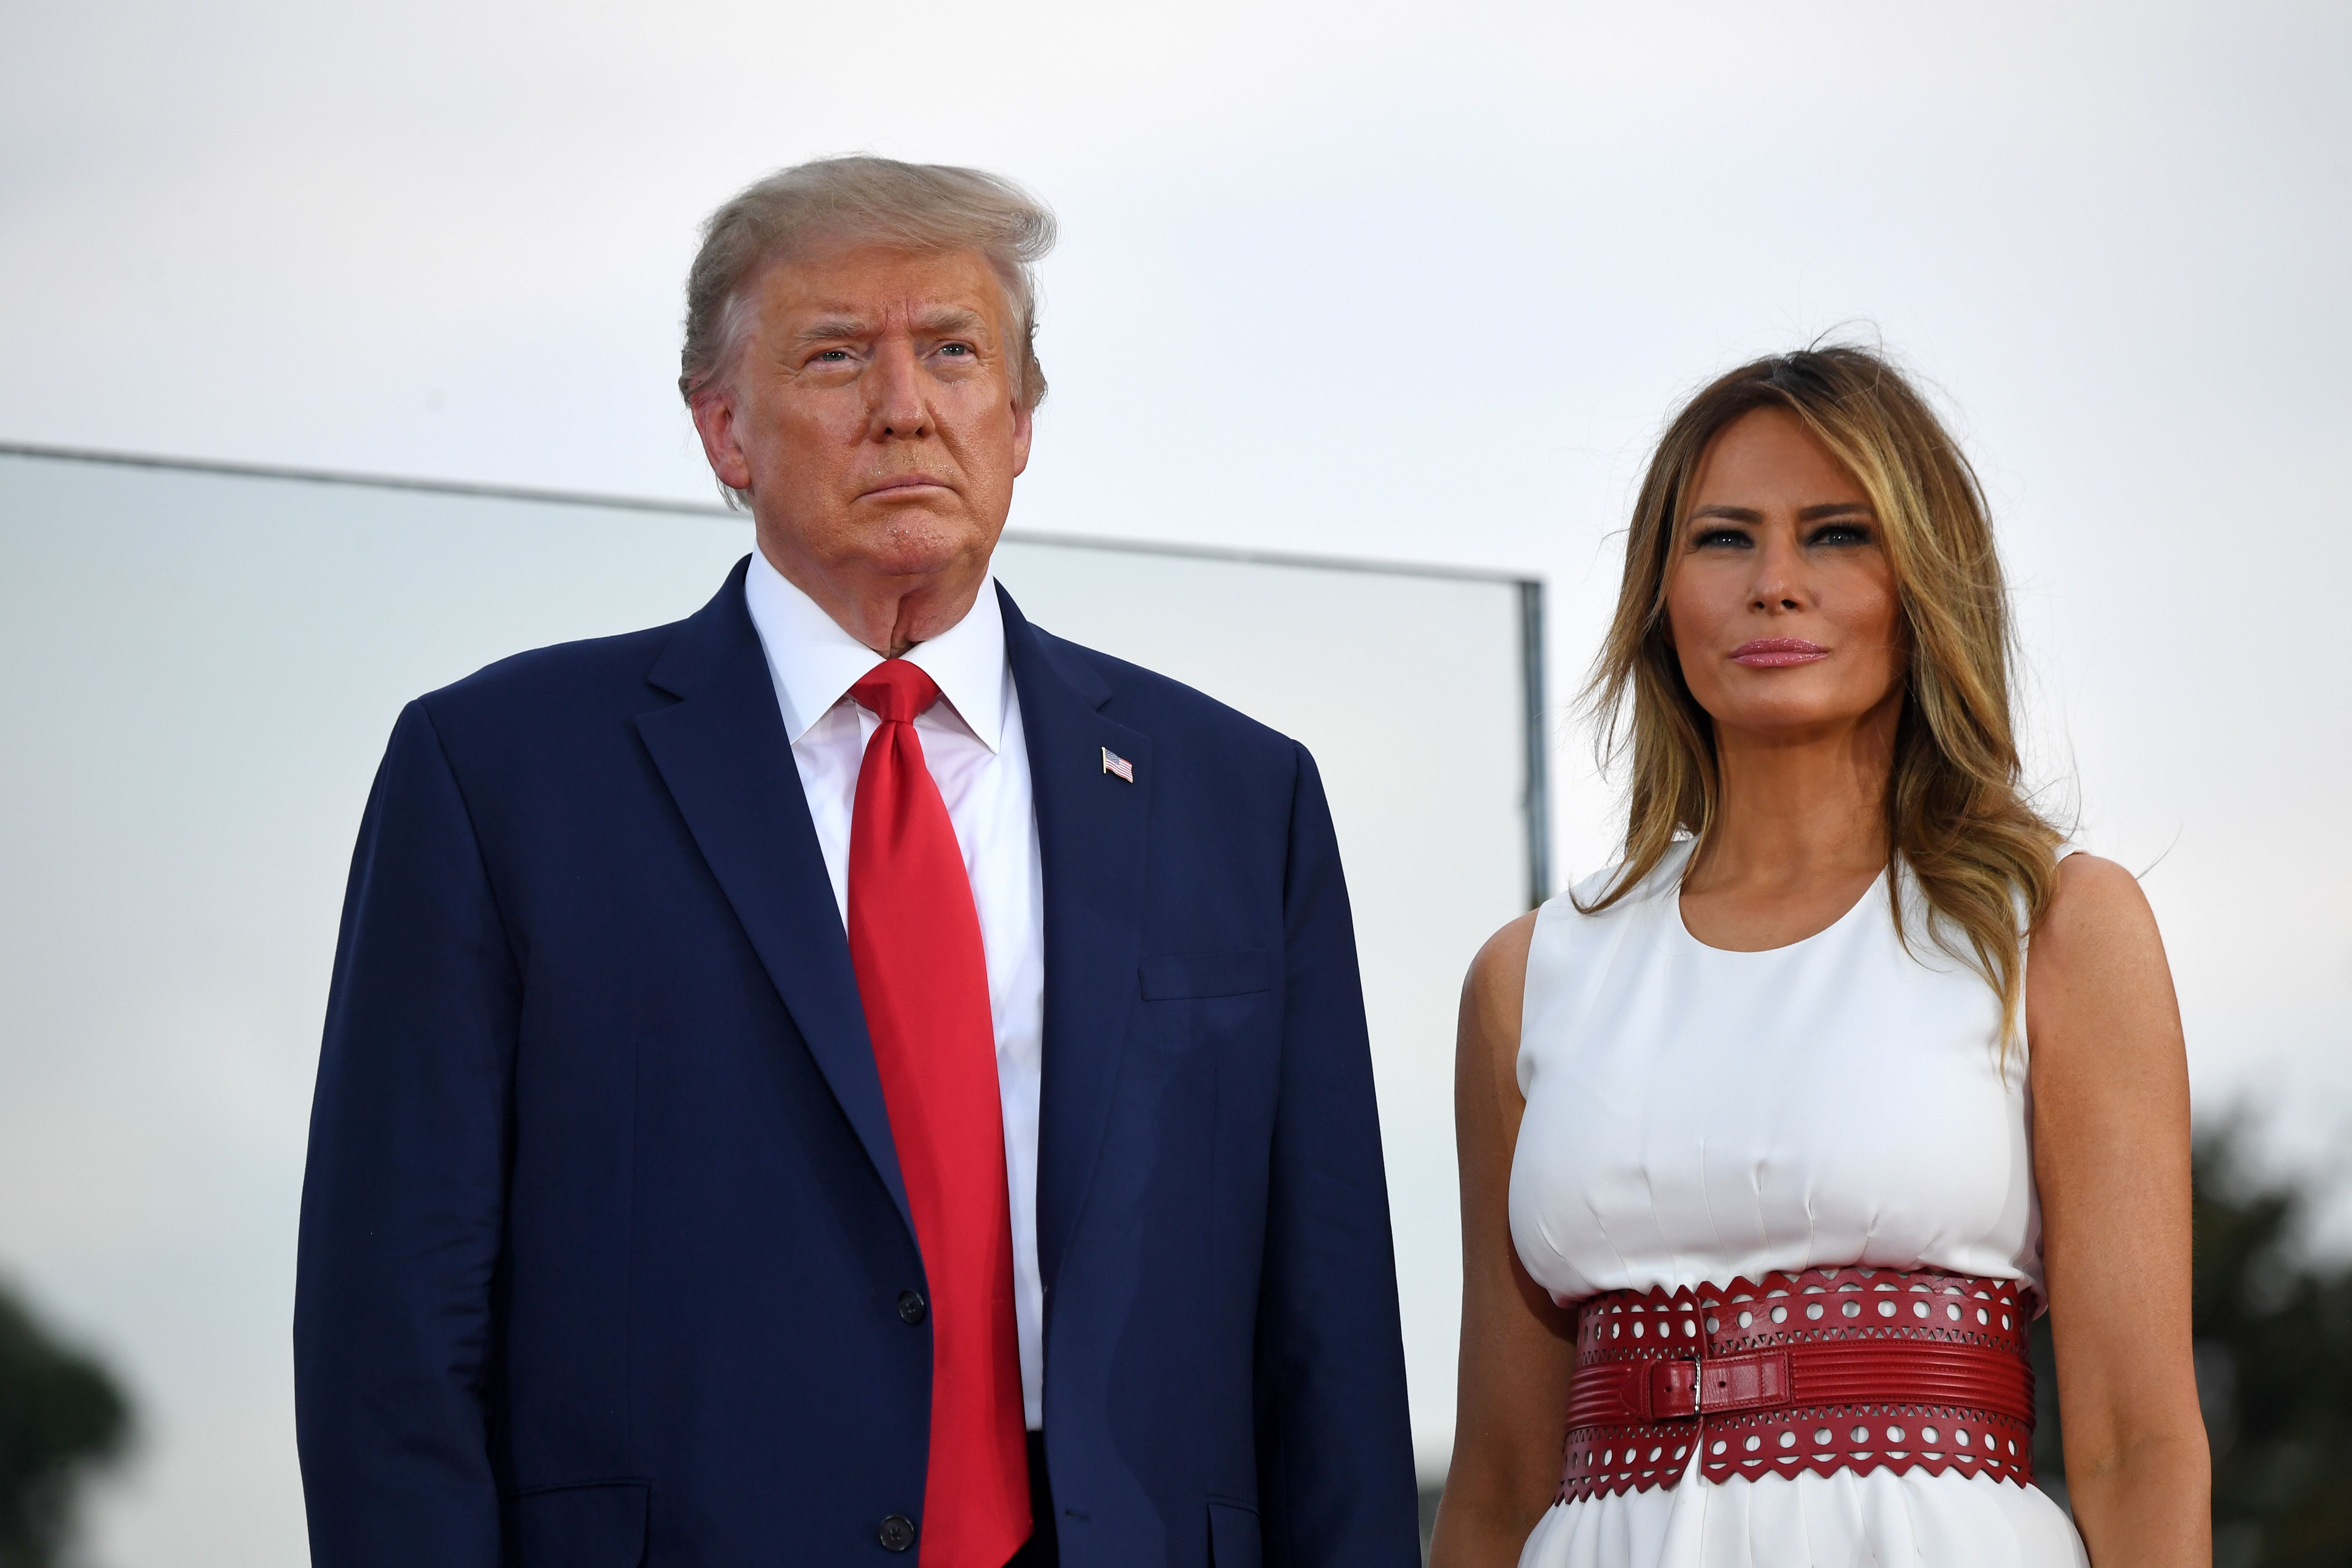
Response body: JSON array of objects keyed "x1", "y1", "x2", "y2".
[
  {"x1": 1461, "y1": 911, "x2": 1540, "y2": 1054},
  {"x1": 2038, "y1": 852, "x2": 2162, "y2": 965},
  {"x1": 2028, "y1": 852, "x2": 2178, "y2": 1062},
  {"x1": 1467, "y1": 911, "x2": 1539, "y2": 998}
]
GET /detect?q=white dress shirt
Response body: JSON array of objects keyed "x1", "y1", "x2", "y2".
[{"x1": 741, "y1": 550, "x2": 1047, "y2": 1430}]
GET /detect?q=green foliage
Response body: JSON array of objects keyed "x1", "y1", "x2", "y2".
[
  {"x1": 0, "y1": 1285, "x2": 131, "y2": 1568},
  {"x1": 2031, "y1": 1129, "x2": 2352, "y2": 1567},
  {"x1": 2192, "y1": 1129, "x2": 2352, "y2": 1567}
]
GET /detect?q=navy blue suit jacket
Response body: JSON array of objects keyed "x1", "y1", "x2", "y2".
[{"x1": 293, "y1": 561, "x2": 1419, "y2": 1567}]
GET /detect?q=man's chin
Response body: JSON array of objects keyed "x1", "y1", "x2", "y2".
[
  {"x1": 861, "y1": 508, "x2": 1003, "y2": 571},
  {"x1": 755, "y1": 498, "x2": 1008, "y2": 585}
]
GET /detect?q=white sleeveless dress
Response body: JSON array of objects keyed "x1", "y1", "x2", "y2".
[{"x1": 1509, "y1": 842, "x2": 2088, "y2": 1567}]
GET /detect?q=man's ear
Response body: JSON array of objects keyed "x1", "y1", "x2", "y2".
[
  {"x1": 1009, "y1": 395, "x2": 1034, "y2": 479},
  {"x1": 690, "y1": 388, "x2": 754, "y2": 494}
]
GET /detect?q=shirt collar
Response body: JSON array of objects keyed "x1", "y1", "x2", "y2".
[{"x1": 742, "y1": 547, "x2": 1008, "y2": 752}]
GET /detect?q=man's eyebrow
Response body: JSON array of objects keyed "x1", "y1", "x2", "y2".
[
  {"x1": 787, "y1": 306, "x2": 991, "y2": 346},
  {"x1": 790, "y1": 315, "x2": 873, "y2": 346},
  {"x1": 912, "y1": 305, "x2": 988, "y2": 336}
]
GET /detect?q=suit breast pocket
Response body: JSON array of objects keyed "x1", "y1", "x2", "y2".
[
  {"x1": 1138, "y1": 949, "x2": 1272, "y2": 1001},
  {"x1": 506, "y1": 1479, "x2": 648, "y2": 1568}
]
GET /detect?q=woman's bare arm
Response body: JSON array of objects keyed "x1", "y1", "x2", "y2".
[
  {"x1": 2028, "y1": 853, "x2": 2210, "y2": 1564},
  {"x1": 1428, "y1": 914, "x2": 1579, "y2": 1568}
]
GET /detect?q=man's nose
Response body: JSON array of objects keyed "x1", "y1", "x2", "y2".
[{"x1": 866, "y1": 339, "x2": 931, "y2": 440}]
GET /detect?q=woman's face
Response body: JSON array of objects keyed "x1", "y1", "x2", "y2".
[{"x1": 1664, "y1": 407, "x2": 1905, "y2": 742}]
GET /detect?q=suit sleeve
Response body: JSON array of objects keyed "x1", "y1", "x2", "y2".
[
  {"x1": 1254, "y1": 741, "x2": 1423, "y2": 1566},
  {"x1": 294, "y1": 700, "x2": 518, "y2": 1567}
]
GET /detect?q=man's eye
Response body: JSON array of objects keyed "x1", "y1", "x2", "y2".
[
  {"x1": 813, "y1": 349, "x2": 852, "y2": 363},
  {"x1": 938, "y1": 343, "x2": 972, "y2": 357}
]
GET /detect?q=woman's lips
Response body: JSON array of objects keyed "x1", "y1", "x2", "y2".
[{"x1": 1730, "y1": 637, "x2": 1830, "y2": 667}]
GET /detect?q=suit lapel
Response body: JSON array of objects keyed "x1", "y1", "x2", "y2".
[
  {"x1": 635, "y1": 559, "x2": 913, "y2": 1239},
  {"x1": 1001, "y1": 585, "x2": 1152, "y2": 1290}
]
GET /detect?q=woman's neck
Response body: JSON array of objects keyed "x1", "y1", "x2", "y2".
[{"x1": 1687, "y1": 696, "x2": 1900, "y2": 897}]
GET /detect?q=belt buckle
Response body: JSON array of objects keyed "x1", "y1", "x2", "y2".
[
  {"x1": 1643, "y1": 1358, "x2": 1701, "y2": 1421},
  {"x1": 1644, "y1": 1351, "x2": 1790, "y2": 1420}
]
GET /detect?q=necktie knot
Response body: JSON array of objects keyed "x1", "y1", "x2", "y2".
[{"x1": 850, "y1": 659, "x2": 942, "y2": 726}]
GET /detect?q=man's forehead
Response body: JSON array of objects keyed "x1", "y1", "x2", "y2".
[{"x1": 753, "y1": 245, "x2": 1007, "y2": 331}]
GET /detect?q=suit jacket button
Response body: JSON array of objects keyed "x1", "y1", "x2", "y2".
[
  {"x1": 878, "y1": 1514, "x2": 917, "y2": 1552},
  {"x1": 897, "y1": 1290, "x2": 927, "y2": 1326}
]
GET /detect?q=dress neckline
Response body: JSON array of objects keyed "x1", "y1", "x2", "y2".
[{"x1": 1667, "y1": 843, "x2": 1889, "y2": 957}]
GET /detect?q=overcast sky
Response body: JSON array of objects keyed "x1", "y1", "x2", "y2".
[{"x1": 3, "y1": 0, "x2": 2349, "y2": 1558}]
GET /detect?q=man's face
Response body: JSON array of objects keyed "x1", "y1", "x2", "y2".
[{"x1": 694, "y1": 243, "x2": 1032, "y2": 605}]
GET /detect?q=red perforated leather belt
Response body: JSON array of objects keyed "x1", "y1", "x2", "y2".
[{"x1": 1557, "y1": 1267, "x2": 2037, "y2": 1500}]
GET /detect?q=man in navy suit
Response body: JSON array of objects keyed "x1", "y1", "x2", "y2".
[{"x1": 293, "y1": 156, "x2": 1419, "y2": 1567}]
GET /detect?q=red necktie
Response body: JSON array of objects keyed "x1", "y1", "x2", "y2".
[{"x1": 847, "y1": 660, "x2": 1030, "y2": 1568}]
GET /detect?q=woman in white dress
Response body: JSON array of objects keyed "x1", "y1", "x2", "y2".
[{"x1": 1429, "y1": 348, "x2": 2209, "y2": 1567}]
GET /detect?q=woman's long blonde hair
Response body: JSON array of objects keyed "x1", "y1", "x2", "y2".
[{"x1": 1580, "y1": 346, "x2": 2064, "y2": 1034}]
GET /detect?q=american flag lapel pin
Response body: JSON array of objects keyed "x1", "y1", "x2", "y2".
[{"x1": 1100, "y1": 746, "x2": 1135, "y2": 783}]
